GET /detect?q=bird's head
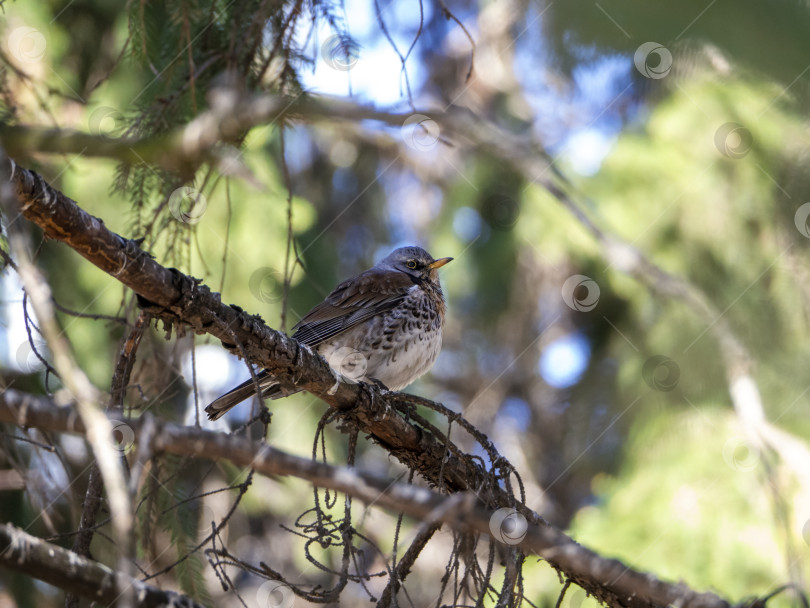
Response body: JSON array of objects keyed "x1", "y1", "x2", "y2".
[{"x1": 381, "y1": 246, "x2": 453, "y2": 283}]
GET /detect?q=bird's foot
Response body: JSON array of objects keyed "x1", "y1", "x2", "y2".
[
  {"x1": 366, "y1": 378, "x2": 394, "y2": 421},
  {"x1": 368, "y1": 377, "x2": 391, "y2": 393}
]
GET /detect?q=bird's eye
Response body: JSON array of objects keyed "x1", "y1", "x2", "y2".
[{"x1": 406, "y1": 260, "x2": 417, "y2": 269}]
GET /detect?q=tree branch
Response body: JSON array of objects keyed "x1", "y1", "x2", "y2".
[
  {"x1": 4, "y1": 156, "x2": 515, "y2": 506},
  {"x1": 0, "y1": 523, "x2": 204, "y2": 608},
  {"x1": 0, "y1": 93, "x2": 405, "y2": 174},
  {"x1": 0, "y1": 388, "x2": 731, "y2": 608}
]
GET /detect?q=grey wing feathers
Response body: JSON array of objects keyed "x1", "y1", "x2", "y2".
[
  {"x1": 205, "y1": 267, "x2": 413, "y2": 420},
  {"x1": 291, "y1": 269, "x2": 413, "y2": 346}
]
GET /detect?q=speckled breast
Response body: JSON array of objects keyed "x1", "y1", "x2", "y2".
[{"x1": 316, "y1": 282, "x2": 446, "y2": 391}]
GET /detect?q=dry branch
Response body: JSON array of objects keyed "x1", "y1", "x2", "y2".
[
  {"x1": 4, "y1": 156, "x2": 512, "y2": 504},
  {"x1": 0, "y1": 388, "x2": 731, "y2": 608},
  {"x1": 0, "y1": 523, "x2": 204, "y2": 608},
  {"x1": 66, "y1": 313, "x2": 149, "y2": 608},
  {"x1": 0, "y1": 94, "x2": 404, "y2": 173}
]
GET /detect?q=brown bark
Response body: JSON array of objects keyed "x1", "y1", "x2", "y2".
[
  {"x1": 7, "y1": 158, "x2": 513, "y2": 503},
  {"x1": 0, "y1": 523, "x2": 204, "y2": 608}
]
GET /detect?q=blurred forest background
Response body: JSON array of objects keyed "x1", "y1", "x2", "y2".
[{"x1": 1, "y1": 0, "x2": 810, "y2": 606}]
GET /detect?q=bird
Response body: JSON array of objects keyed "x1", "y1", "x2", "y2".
[{"x1": 205, "y1": 246, "x2": 453, "y2": 420}]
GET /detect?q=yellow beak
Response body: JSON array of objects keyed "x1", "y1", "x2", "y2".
[{"x1": 428, "y1": 257, "x2": 453, "y2": 269}]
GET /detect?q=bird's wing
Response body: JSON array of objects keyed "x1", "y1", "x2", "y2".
[
  {"x1": 291, "y1": 268, "x2": 414, "y2": 346},
  {"x1": 205, "y1": 269, "x2": 413, "y2": 419}
]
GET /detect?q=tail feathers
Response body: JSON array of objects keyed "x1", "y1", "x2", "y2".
[{"x1": 205, "y1": 371, "x2": 288, "y2": 421}]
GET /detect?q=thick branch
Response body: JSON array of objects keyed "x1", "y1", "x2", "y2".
[
  {"x1": 0, "y1": 523, "x2": 203, "y2": 608},
  {"x1": 0, "y1": 389, "x2": 731, "y2": 608},
  {"x1": 4, "y1": 158, "x2": 508, "y2": 503}
]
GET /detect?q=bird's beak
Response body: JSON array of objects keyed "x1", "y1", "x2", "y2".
[{"x1": 428, "y1": 257, "x2": 453, "y2": 269}]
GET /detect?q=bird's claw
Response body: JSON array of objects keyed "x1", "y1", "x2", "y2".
[
  {"x1": 365, "y1": 379, "x2": 394, "y2": 421},
  {"x1": 369, "y1": 377, "x2": 391, "y2": 393}
]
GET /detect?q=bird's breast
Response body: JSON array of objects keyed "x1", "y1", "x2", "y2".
[{"x1": 316, "y1": 283, "x2": 445, "y2": 390}]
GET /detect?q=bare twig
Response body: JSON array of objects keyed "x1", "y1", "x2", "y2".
[{"x1": 66, "y1": 312, "x2": 149, "y2": 608}]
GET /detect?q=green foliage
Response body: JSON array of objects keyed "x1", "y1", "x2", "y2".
[
  {"x1": 547, "y1": 0, "x2": 810, "y2": 102},
  {"x1": 571, "y1": 408, "x2": 785, "y2": 600},
  {"x1": 173, "y1": 505, "x2": 215, "y2": 605},
  {"x1": 589, "y1": 74, "x2": 810, "y2": 432},
  {"x1": 548, "y1": 69, "x2": 810, "y2": 604}
]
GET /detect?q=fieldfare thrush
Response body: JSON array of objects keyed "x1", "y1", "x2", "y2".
[{"x1": 205, "y1": 246, "x2": 452, "y2": 420}]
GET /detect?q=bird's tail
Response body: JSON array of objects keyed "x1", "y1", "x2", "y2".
[{"x1": 204, "y1": 370, "x2": 289, "y2": 420}]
